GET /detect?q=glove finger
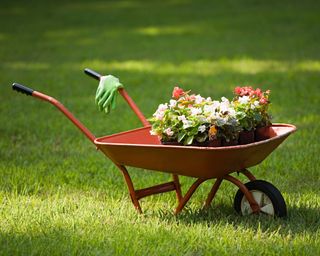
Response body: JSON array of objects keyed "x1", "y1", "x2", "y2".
[
  {"x1": 95, "y1": 86, "x2": 105, "y2": 101},
  {"x1": 111, "y1": 92, "x2": 118, "y2": 109},
  {"x1": 98, "y1": 91, "x2": 111, "y2": 107},
  {"x1": 102, "y1": 90, "x2": 116, "y2": 109},
  {"x1": 98, "y1": 102, "x2": 104, "y2": 111},
  {"x1": 104, "y1": 104, "x2": 110, "y2": 114}
]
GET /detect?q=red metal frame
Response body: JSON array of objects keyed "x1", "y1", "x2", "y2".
[{"x1": 26, "y1": 87, "x2": 292, "y2": 216}]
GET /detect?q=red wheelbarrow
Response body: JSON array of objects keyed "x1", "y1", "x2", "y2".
[{"x1": 12, "y1": 69, "x2": 296, "y2": 217}]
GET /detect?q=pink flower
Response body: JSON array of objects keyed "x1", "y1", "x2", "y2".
[
  {"x1": 172, "y1": 86, "x2": 184, "y2": 99},
  {"x1": 254, "y1": 88, "x2": 262, "y2": 97},
  {"x1": 234, "y1": 86, "x2": 254, "y2": 96},
  {"x1": 242, "y1": 86, "x2": 254, "y2": 96},
  {"x1": 259, "y1": 97, "x2": 268, "y2": 105},
  {"x1": 164, "y1": 128, "x2": 174, "y2": 136}
]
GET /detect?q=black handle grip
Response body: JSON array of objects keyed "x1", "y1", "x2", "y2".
[
  {"x1": 84, "y1": 68, "x2": 102, "y2": 80},
  {"x1": 12, "y1": 83, "x2": 34, "y2": 96}
]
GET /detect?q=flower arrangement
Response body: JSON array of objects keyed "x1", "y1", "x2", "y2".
[
  {"x1": 149, "y1": 86, "x2": 272, "y2": 146},
  {"x1": 233, "y1": 86, "x2": 272, "y2": 130},
  {"x1": 149, "y1": 87, "x2": 212, "y2": 145}
]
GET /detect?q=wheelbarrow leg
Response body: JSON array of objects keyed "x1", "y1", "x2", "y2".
[
  {"x1": 174, "y1": 178, "x2": 207, "y2": 215},
  {"x1": 117, "y1": 165, "x2": 142, "y2": 214},
  {"x1": 172, "y1": 174, "x2": 182, "y2": 202},
  {"x1": 240, "y1": 169, "x2": 256, "y2": 181},
  {"x1": 224, "y1": 174, "x2": 260, "y2": 214},
  {"x1": 204, "y1": 178, "x2": 223, "y2": 208}
]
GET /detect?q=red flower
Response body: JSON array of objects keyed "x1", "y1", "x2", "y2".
[
  {"x1": 234, "y1": 86, "x2": 242, "y2": 95},
  {"x1": 172, "y1": 86, "x2": 185, "y2": 99}
]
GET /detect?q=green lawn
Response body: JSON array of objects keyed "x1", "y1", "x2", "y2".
[{"x1": 1, "y1": 0, "x2": 319, "y2": 255}]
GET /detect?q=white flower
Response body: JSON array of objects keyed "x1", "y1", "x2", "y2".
[
  {"x1": 154, "y1": 111, "x2": 164, "y2": 120},
  {"x1": 220, "y1": 102, "x2": 230, "y2": 113},
  {"x1": 221, "y1": 97, "x2": 229, "y2": 103},
  {"x1": 216, "y1": 117, "x2": 227, "y2": 126},
  {"x1": 182, "y1": 120, "x2": 193, "y2": 129},
  {"x1": 238, "y1": 96, "x2": 250, "y2": 105},
  {"x1": 190, "y1": 107, "x2": 202, "y2": 116},
  {"x1": 206, "y1": 97, "x2": 212, "y2": 102},
  {"x1": 198, "y1": 125, "x2": 206, "y2": 133},
  {"x1": 197, "y1": 116, "x2": 209, "y2": 123},
  {"x1": 212, "y1": 101, "x2": 220, "y2": 108},
  {"x1": 164, "y1": 128, "x2": 174, "y2": 136},
  {"x1": 169, "y1": 99, "x2": 177, "y2": 108},
  {"x1": 157, "y1": 103, "x2": 168, "y2": 111},
  {"x1": 178, "y1": 115, "x2": 187, "y2": 121},
  {"x1": 250, "y1": 100, "x2": 260, "y2": 110},
  {"x1": 203, "y1": 104, "x2": 217, "y2": 114},
  {"x1": 228, "y1": 107, "x2": 236, "y2": 116},
  {"x1": 153, "y1": 103, "x2": 168, "y2": 120},
  {"x1": 195, "y1": 95, "x2": 204, "y2": 104},
  {"x1": 150, "y1": 130, "x2": 158, "y2": 135}
]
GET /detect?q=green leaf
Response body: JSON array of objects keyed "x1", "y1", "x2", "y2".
[
  {"x1": 185, "y1": 135, "x2": 194, "y2": 145},
  {"x1": 178, "y1": 132, "x2": 187, "y2": 142}
]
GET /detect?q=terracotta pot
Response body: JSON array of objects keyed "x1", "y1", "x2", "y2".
[
  {"x1": 161, "y1": 141, "x2": 182, "y2": 146},
  {"x1": 162, "y1": 139, "x2": 222, "y2": 147},
  {"x1": 207, "y1": 138, "x2": 222, "y2": 147},
  {"x1": 239, "y1": 130, "x2": 255, "y2": 145},
  {"x1": 255, "y1": 126, "x2": 271, "y2": 141},
  {"x1": 222, "y1": 138, "x2": 238, "y2": 146},
  {"x1": 191, "y1": 141, "x2": 207, "y2": 147}
]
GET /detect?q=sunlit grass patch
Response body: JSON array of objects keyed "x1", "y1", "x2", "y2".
[{"x1": 77, "y1": 58, "x2": 320, "y2": 76}]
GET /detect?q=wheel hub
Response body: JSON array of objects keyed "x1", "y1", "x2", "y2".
[{"x1": 241, "y1": 190, "x2": 275, "y2": 216}]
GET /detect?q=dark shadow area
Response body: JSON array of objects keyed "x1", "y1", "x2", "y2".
[
  {"x1": 155, "y1": 203, "x2": 320, "y2": 236},
  {"x1": 1, "y1": 0, "x2": 320, "y2": 62},
  {"x1": 0, "y1": 229, "x2": 115, "y2": 255}
]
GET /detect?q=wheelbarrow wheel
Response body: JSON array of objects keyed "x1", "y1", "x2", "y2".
[{"x1": 234, "y1": 180, "x2": 287, "y2": 217}]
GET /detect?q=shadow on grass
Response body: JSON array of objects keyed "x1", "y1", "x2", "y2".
[
  {"x1": 0, "y1": 230, "x2": 114, "y2": 255},
  {"x1": 154, "y1": 202, "x2": 320, "y2": 236},
  {"x1": 1, "y1": 0, "x2": 320, "y2": 62}
]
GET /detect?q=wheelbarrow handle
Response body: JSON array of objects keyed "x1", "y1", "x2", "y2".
[
  {"x1": 11, "y1": 82, "x2": 96, "y2": 143},
  {"x1": 84, "y1": 68, "x2": 101, "y2": 81},
  {"x1": 12, "y1": 83, "x2": 34, "y2": 96}
]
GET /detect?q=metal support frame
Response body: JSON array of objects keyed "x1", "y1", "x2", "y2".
[{"x1": 115, "y1": 166, "x2": 260, "y2": 215}]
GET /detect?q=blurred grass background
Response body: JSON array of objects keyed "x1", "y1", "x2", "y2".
[{"x1": 0, "y1": 0, "x2": 319, "y2": 255}]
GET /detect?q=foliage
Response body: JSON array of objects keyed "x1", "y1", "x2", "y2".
[
  {"x1": 149, "y1": 87, "x2": 241, "y2": 144},
  {"x1": 232, "y1": 86, "x2": 272, "y2": 131}
]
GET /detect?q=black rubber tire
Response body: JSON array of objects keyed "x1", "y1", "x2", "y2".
[{"x1": 234, "y1": 180, "x2": 287, "y2": 217}]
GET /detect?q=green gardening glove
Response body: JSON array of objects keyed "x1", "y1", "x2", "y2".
[{"x1": 95, "y1": 75, "x2": 123, "y2": 114}]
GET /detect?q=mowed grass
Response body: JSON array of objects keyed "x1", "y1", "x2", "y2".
[{"x1": 0, "y1": 0, "x2": 319, "y2": 255}]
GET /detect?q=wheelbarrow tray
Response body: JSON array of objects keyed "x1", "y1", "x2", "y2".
[{"x1": 95, "y1": 123, "x2": 296, "y2": 179}]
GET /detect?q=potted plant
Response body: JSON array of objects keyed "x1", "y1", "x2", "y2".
[
  {"x1": 206, "y1": 97, "x2": 241, "y2": 146},
  {"x1": 232, "y1": 86, "x2": 272, "y2": 143},
  {"x1": 149, "y1": 87, "x2": 213, "y2": 146}
]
